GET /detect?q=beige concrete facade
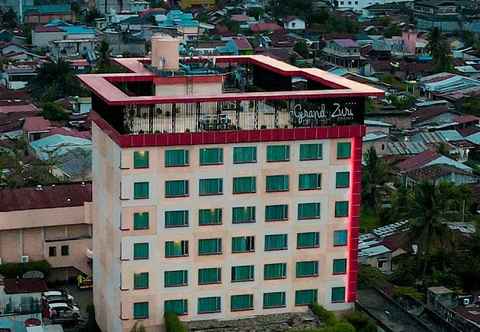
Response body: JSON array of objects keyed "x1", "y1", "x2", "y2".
[{"x1": 92, "y1": 123, "x2": 354, "y2": 332}]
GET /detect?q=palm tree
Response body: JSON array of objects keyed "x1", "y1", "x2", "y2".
[{"x1": 362, "y1": 147, "x2": 389, "y2": 209}]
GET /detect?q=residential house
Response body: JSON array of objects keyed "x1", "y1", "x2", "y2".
[
  {"x1": 0, "y1": 183, "x2": 92, "y2": 281},
  {"x1": 322, "y1": 39, "x2": 362, "y2": 69},
  {"x1": 178, "y1": 0, "x2": 216, "y2": 9},
  {"x1": 0, "y1": 103, "x2": 39, "y2": 139},
  {"x1": 363, "y1": 131, "x2": 390, "y2": 156},
  {"x1": 217, "y1": 37, "x2": 254, "y2": 55},
  {"x1": 414, "y1": 0, "x2": 472, "y2": 32},
  {"x1": 404, "y1": 164, "x2": 478, "y2": 187},
  {"x1": 337, "y1": 0, "x2": 412, "y2": 12},
  {"x1": 250, "y1": 22, "x2": 283, "y2": 34},
  {"x1": 283, "y1": 16, "x2": 306, "y2": 31},
  {"x1": 395, "y1": 149, "x2": 472, "y2": 174},
  {"x1": 23, "y1": 4, "x2": 76, "y2": 25},
  {"x1": 23, "y1": 117, "x2": 52, "y2": 142}
]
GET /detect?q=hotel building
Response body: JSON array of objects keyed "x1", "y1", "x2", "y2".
[{"x1": 78, "y1": 35, "x2": 383, "y2": 331}]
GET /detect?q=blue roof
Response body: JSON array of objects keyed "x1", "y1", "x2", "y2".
[
  {"x1": 157, "y1": 10, "x2": 199, "y2": 28},
  {"x1": 61, "y1": 26, "x2": 96, "y2": 35},
  {"x1": 30, "y1": 134, "x2": 91, "y2": 161},
  {"x1": 24, "y1": 4, "x2": 71, "y2": 15}
]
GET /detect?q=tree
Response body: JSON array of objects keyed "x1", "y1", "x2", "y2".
[
  {"x1": 1, "y1": 8, "x2": 17, "y2": 29},
  {"x1": 294, "y1": 40, "x2": 310, "y2": 59},
  {"x1": 247, "y1": 7, "x2": 264, "y2": 20},
  {"x1": 41, "y1": 102, "x2": 69, "y2": 121},
  {"x1": 343, "y1": 311, "x2": 377, "y2": 332},
  {"x1": 85, "y1": 8, "x2": 102, "y2": 25},
  {"x1": 95, "y1": 40, "x2": 111, "y2": 73},
  {"x1": 362, "y1": 147, "x2": 389, "y2": 210},
  {"x1": 427, "y1": 27, "x2": 453, "y2": 73}
]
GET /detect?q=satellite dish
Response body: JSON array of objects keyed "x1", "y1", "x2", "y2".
[{"x1": 22, "y1": 271, "x2": 45, "y2": 279}]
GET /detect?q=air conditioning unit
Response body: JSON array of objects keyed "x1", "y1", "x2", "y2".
[{"x1": 20, "y1": 256, "x2": 29, "y2": 263}]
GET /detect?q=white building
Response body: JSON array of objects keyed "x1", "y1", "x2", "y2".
[{"x1": 335, "y1": 0, "x2": 413, "y2": 12}]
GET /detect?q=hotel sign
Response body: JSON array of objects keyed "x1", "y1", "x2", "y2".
[{"x1": 290, "y1": 98, "x2": 364, "y2": 127}]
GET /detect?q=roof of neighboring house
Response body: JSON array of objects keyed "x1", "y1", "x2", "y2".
[
  {"x1": 466, "y1": 131, "x2": 480, "y2": 145},
  {"x1": 24, "y1": 4, "x2": 72, "y2": 15},
  {"x1": 0, "y1": 182, "x2": 92, "y2": 212},
  {"x1": 405, "y1": 164, "x2": 474, "y2": 182},
  {"x1": 386, "y1": 141, "x2": 429, "y2": 155},
  {"x1": 0, "y1": 104, "x2": 39, "y2": 114},
  {"x1": 3, "y1": 278, "x2": 48, "y2": 294},
  {"x1": 458, "y1": 126, "x2": 480, "y2": 137},
  {"x1": 454, "y1": 114, "x2": 480, "y2": 125},
  {"x1": 46, "y1": 127, "x2": 91, "y2": 139},
  {"x1": 30, "y1": 134, "x2": 91, "y2": 160},
  {"x1": 396, "y1": 149, "x2": 440, "y2": 172},
  {"x1": 230, "y1": 14, "x2": 250, "y2": 22},
  {"x1": 251, "y1": 22, "x2": 283, "y2": 33},
  {"x1": 363, "y1": 131, "x2": 388, "y2": 142},
  {"x1": 23, "y1": 116, "x2": 52, "y2": 133},
  {"x1": 255, "y1": 47, "x2": 293, "y2": 62},
  {"x1": 231, "y1": 37, "x2": 253, "y2": 50},
  {"x1": 34, "y1": 26, "x2": 63, "y2": 33},
  {"x1": 365, "y1": 119, "x2": 393, "y2": 127},
  {"x1": 332, "y1": 39, "x2": 359, "y2": 48},
  {"x1": 412, "y1": 106, "x2": 452, "y2": 124},
  {"x1": 284, "y1": 16, "x2": 303, "y2": 23}
]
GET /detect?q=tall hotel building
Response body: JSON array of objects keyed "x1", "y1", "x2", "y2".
[{"x1": 78, "y1": 35, "x2": 383, "y2": 331}]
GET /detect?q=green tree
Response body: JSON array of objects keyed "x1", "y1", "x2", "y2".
[
  {"x1": 85, "y1": 8, "x2": 102, "y2": 25},
  {"x1": 95, "y1": 40, "x2": 111, "y2": 73},
  {"x1": 164, "y1": 312, "x2": 187, "y2": 332},
  {"x1": 41, "y1": 102, "x2": 69, "y2": 121},
  {"x1": 247, "y1": 7, "x2": 264, "y2": 20},
  {"x1": 362, "y1": 147, "x2": 389, "y2": 209},
  {"x1": 294, "y1": 40, "x2": 310, "y2": 59},
  {"x1": 427, "y1": 27, "x2": 453, "y2": 73},
  {"x1": 343, "y1": 311, "x2": 377, "y2": 332},
  {"x1": 1, "y1": 8, "x2": 17, "y2": 29}
]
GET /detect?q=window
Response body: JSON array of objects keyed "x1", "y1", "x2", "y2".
[
  {"x1": 335, "y1": 201, "x2": 349, "y2": 217},
  {"x1": 164, "y1": 270, "x2": 188, "y2": 287},
  {"x1": 233, "y1": 176, "x2": 256, "y2": 194},
  {"x1": 165, "y1": 180, "x2": 188, "y2": 198},
  {"x1": 198, "y1": 267, "x2": 221, "y2": 285},
  {"x1": 165, "y1": 149, "x2": 189, "y2": 167},
  {"x1": 133, "y1": 302, "x2": 149, "y2": 319},
  {"x1": 232, "y1": 236, "x2": 255, "y2": 253},
  {"x1": 233, "y1": 146, "x2": 257, "y2": 164},
  {"x1": 265, "y1": 205, "x2": 288, "y2": 222},
  {"x1": 267, "y1": 145, "x2": 289, "y2": 162},
  {"x1": 133, "y1": 151, "x2": 149, "y2": 169},
  {"x1": 231, "y1": 265, "x2": 254, "y2": 282},
  {"x1": 296, "y1": 261, "x2": 319, "y2": 277},
  {"x1": 232, "y1": 206, "x2": 255, "y2": 224},
  {"x1": 133, "y1": 212, "x2": 149, "y2": 230},
  {"x1": 133, "y1": 182, "x2": 149, "y2": 199},
  {"x1": 300, "y1": 143, "x2": 323, "y2": 161},
  {"x1": 264, "y1": 263, "x2": 287, "y2": 280},
  {"x1": 334, "y1": 230, "x2": 348, "y2": 247},
  {"x1": 165, "y1": 210, "x2": 189, "y2": 228},
  {"x1": 333, "y1": 259, "x2": 347, "y2": 275},
  {"x1": 295, "y1": 289, "x2": 318, "y2": 306},
  {"x1": 199, "y1": 238, "x2": 222, "y2": 255},
  {"x1": 299, "y1": 173, "x2": 322, "y2": 190},
  {"x1": 165, "y1": 240, "x2": 188, "y2": 257},
  {"x1": 133, "y1": 243, "x2": 149, "y2": 260},
  {"x1": 48, "y1": 247, "x2": 56, "y2": 257},
  {"x1": 198, "y1": 297, "x2": 221, "y2": 314},
  {"x1": 200, "y1": 148, "x2": 223, "y2": 165},
  {"x1": 199, "y1": 208, "x2": 222, "y2": 226},
  {"x1": 297, "y1": 203, "x2": 321, "y2": 220},
  {"x1": 264, "y1": 234, "x2": 288, "y2": 251},
  {"x1": 199, "y1": 178, "x2": 223, "y2": 196},
  {"x1": 61, "y1": 245, "x2": 69, "y2": 256},
  {"x1": 266, "y1": 175, "x2": 289, "y2": 192},
  {"x1": 134, "y1": 272, "x2": 149, "y2": 289},
  {"x1": 263, "y1": 292, "x2": 286, "y2": 309},
  {"x1": 231, "y1": 294, "x2": 253, "y2": 311},
  {"x1": 337, "y1": 142, "x2": 351, "y2": 159},
  {"x1": 331, "y1": 287, "x2": 346, "y2": 303},
  {"x1": 297, "y1": 232, "x2": 320, "y2": 249},
  {"x1": 336, "y1": 172, "x2": 350, "y2": 188},
  {"x1": 164, "y1": 299, "x2": 187, "y2": 315}
]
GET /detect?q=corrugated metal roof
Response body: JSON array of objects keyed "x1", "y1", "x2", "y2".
[
  {"x1": 387, "y1": 141, "x2": 428, "y2": 155},
  {"x1": 30, "y1": 134, "x2": 91, "y2": 160}
]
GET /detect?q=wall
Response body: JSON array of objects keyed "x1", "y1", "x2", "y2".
[{"x1": 32, "y1": 31, "x2": 65, "y2": 48}]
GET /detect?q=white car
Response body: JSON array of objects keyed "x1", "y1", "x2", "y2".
[
  {"x1": 42, "y1": 291, "x2": 74, "y2": 303},
  {"x1": 48, "y1": 302, "x2": 81, "y2": 322}
]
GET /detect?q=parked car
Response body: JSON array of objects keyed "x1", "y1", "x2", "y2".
[
  {"x1": 42, "y1": 290, "x2": 74, "y2": 304},
  {"x1": 47, "y1": 302, "x2": 81, "y2": 322}
]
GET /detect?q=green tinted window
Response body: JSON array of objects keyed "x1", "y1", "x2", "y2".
[
  {"x1": 267, "y1": 145, "x2": 289, "y2": 162},
  {"x1": 299, "y1": 173, "x2": 322, "y2": 190},
  {"x1": 263, "y1": 292, "x2": 286, "y2": 309},
  {"x1": 198, "y1": 297, "x2": 221, "y2": 314},
  {"x1": 165, "y1": 210, "x2": 189, "y2": 228},
  {"x1": 232, "y1": 206, "x2": 255, "y2": 223},
  {"x1": 332, "y1": 287, "x2": 346, "y2": 303},
  {"x1": 264, "y1": 234, "x2": 288, "y2": 251},
  {"x1": 333, "y1": 258, "x2": 347, "y2": 274},
  {"x1": 133, "y1": 212, "x2": 149, "y2": 230},
  {"x1": 233, "y1": 146, "x2": 257, "y2": 164},
  {"x1": 231, "y1": 265, "x2": 254, "y2": 282},
  {"x1": 266, "y1": 175, "x2": 289, "y2": 192},
  {"x1": 165, "y1": 149, "x2": 189, "y2": 167},
  {"x1": 133, "y1": 182, "x2": 149, "y2": 199},
  {"x1": 334, "y1": 230, "x2": 348, "y2": 246},
  {"x1": 199, "y1": 178, "x2": 223, "y2": 196},
  {"x1": 300, "y1": 144, "x2": 322, "y2": 161},
  {"x1": 133, "y1": 302, "x2": 149, "y2": 319},
  {"x1": 133, "y1": 151, "x2": 149, "y2": 169},
  {"x1": 200, "y1": 148, "x2": 223, "y2": 165},
  {"x1": 264, "y1": 263, "x2": 286, "y2": 280},
  {"x1": 296, "y1": 261, "x2": 319, "y2": 277},
  {"x1": 335, "y1": 201, "x2": 349, "y2": 217},
  {"x1": 133, "y1": 243, "x2": 149, "y2": 260},
  {"x1": 165, "y1": 240, "x2": 188, "y2": 257},
  {"x1": 233, "y1": 176, "x2": 256, "y2": 194},
  {"x1": 337, "y1": 142, "x2": 351, "y2": 159},
  {"x1": 164, "y1": 270, "x2": 188, "y2": 287},
  {"x1": 134, "y1": 272, "x2": 149, "y2": 289},
  {"x1": 297, "y1": 203, "x2": 320, "y2": 220},
  {"x1": 199, "y1": 238, "x2": 222, "y2": 255},
  {"x1": 165, "y1": 180, "x2": 188, "y2": 197},
  {"x1": 297, "y1": 232, "x2": 320, "y2": 249},
  {"x1": 336, "y1": 172, "x2": 350, "y2": 188},
  {"x1": 199, "y1": 208, "x2": 222, "y2": 225},
  {"x1": 231, "y1": 294, "x2": 253, "y2": 311},
  {"x1": 232, "y1": 236, "x2": 255, "y2": 253},
  {"x1": 164, "y1": 299, "x2": 187, "y2": 315},
  {"x1": 295, "y1": 289, "x2": 318, "y2": 306},
  {"x1": 265, "y1": 205, "x2": 288, "y2": 222},
  {"x1": 198, "y1": 267, "x2": 221, "y2": 285}
]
